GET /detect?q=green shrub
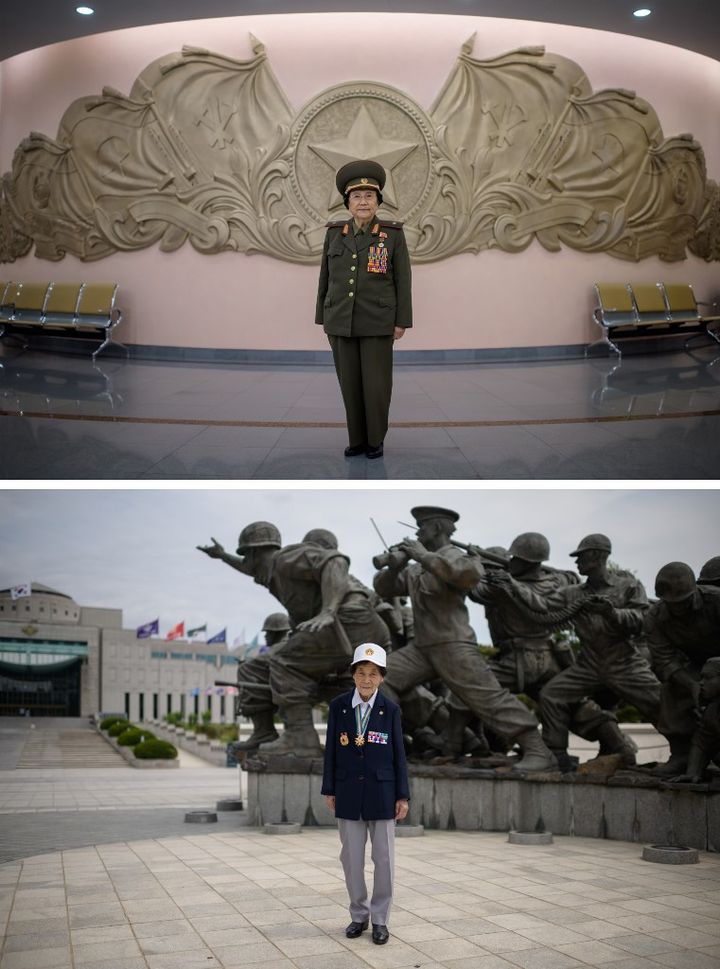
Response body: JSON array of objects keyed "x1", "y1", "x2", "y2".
[
  {"x1": 117, "y1": 726, "x2": 155, "y2": 747},
  {"x1": 134, "y1": 739, "x2": 178, "y2": 760},
  {"x1": 201, "y1": 710, "x2": 212, "y2": 724},
  {"x1": 187, "y1": 713, "x2": 198, "y2": 727},
  {"x1": 163, "y1": 712, "x2": 183, "y2": 725},
  {"x1": 107, "y1": 720, "x2": 130, "y2": 737},
  {"x1": 100, "y1": 716, "x2": 127, "y2": 730}
]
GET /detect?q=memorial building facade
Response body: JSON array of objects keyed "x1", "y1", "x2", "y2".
[{"x1": 0, "y1": 584, "x2": 238, "y2": 721}]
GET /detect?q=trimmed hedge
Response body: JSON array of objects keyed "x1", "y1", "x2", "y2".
[
  {"x1": 100, "y1": 715, "x2": 128, "y2": 730},
  {"x1": 117, "y1": 726, "x2": 155, "y2": 747},
  {"x1": 107, "y1": 720, "x2": 131, "y2": 737},
  {"x1": 134, "y1": 739, "x2": 178, "y2": 760}
]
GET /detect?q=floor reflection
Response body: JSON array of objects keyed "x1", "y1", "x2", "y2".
[{"x1": 1, "y1": 345, "x2": 719, "y2": 479}]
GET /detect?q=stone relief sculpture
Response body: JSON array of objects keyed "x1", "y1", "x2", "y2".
[{"x1": 1, "y1": 35, "x2": 718, "y2": 264}]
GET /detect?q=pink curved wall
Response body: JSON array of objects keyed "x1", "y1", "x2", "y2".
[{"x1": 2, "y1": 13, "x2": 719, "y2": 353}]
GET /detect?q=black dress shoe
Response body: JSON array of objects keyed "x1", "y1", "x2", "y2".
[
  {"x1": 345, "y1": 920, "x2": 368, "y2": 938},
  {"x1": 366, "y1": 443, "x2": 384, "y2": 459},
  {"x1": 372, "y1": 924, "x2": 389, "y2": 945},
  {"x1": 344, "y1": 444, "x2": 366, "y2": 457}
]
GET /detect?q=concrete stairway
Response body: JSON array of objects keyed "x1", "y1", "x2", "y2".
[{"x1": 15, "y1": 717, "x2": 127, "y2": 768}]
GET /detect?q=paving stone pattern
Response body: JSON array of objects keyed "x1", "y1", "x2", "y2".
[{"x1": 2, "y1": 827, "x2": 720, "y2": 969}]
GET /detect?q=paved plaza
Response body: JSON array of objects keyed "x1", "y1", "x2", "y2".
[{"x1": 2, "y1": 759, "x2": 720, "y2": 969}]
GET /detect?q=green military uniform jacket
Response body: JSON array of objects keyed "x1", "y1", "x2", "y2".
[{"x1": 315, "y1": 218, "x2": 413, "y2": 337}]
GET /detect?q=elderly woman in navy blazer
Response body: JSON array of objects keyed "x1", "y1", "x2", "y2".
[{"x1": 322, "y1": 642, "x2": 409, "y2": 946}]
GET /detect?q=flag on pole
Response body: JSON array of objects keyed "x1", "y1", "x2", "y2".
[
  {"x1": 207, "y1": 628, "x2": 226, "y2": 644},
  {"x1": 10, "y1": 583, "x2": 31, "y2": 600},
  {"x1": 136, "y1": 618, "x2": 160, "y2": 639},
  {"x1": 188, "y1": 687, "x2": 200, "y2": 697},
  {"x1": 232, "y1": 634, "x2": 245, "y2": 649},
  {"x1": 187, "y1": 624, "x2": 207, "y2": 641},
  {"x1": 165, "y1": 621, "x2": 185, "y2": 641}
]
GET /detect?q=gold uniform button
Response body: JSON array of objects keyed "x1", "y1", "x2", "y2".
[
  {"x1": 350, "y1": 266, "x2": 356, "y2": 272},
  {"x1": 349, "y1": 292, "x2": 354, "y2": 297},
  {"x1": 352, "y1": 254, "x2": 357, "y2": 260}
]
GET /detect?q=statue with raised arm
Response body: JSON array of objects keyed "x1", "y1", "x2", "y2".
[
  {"x1": 198, "y1": 521, "x2": 390, "y2": 757},
  {"x1": 538, "y1": 534, "x2": 661, "y2": 768},
  {"x1": 373, "y1": 506, "x2": 558, "y2": 772}
]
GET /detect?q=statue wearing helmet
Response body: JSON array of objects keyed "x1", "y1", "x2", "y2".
[
  {"x1": 698, "y1": 556, "x2": 720, "y2": 588},
  {"x1": 230, "y1": 612, "x2": 291, "y2": 752},
  {"x1": 645, "y1": 562, "x2": 720, "y2": 776},
  {"x1": 469, "y1": 533, "x2": 635, "y2": 771},
  {"x1": 374, "y1": 507, "x2": 558, "y2": 772},
  {"x1": 538, "y1": 534, "x2": 662, "y2": 767},
  {"x1": 198, "y1": 523, "x2": 390, "y2": 757}
]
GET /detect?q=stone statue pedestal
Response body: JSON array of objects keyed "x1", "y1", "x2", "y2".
[{"x1": 243, "y1": 755, "x2": 720, "y2": 852}]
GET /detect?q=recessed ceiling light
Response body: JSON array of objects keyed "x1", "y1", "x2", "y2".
[
  {"x1": 76, "y1": 5, "x2": 94, "y2": 14},
  {"x1": 633, "y1": 8, "x2": 652, "y2": 17}
]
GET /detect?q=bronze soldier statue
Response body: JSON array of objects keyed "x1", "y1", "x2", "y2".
[
  {"x1": 470, "y1": 532, "x2": 637, "y2": 770},
  {"x1": 645, "y1": 562, "x2": 720, "y2": 776},
  {"x1": 669, "y1": 657, "x2": 720, "y2": 784},
  {"x1": 231, "y1": 612, "x2": 290, "y2": 752},
  {"x1": 373, "y1": 507, "x2": 557, "y2": 772},
  {"x1": 538, "y1": 534, "x2": 661, "y2": 766},
  {"x1": 198, "y1": 522, "x2": 389, "y2": 757}
]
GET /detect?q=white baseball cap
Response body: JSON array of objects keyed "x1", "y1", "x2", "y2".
[{"x1": 351, "y1": 643, "x2": 387, "y2": 670}]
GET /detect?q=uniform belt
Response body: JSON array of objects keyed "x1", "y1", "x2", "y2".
[{"x1": 498, "y1": 638, "x2": 553, "y2": 694}]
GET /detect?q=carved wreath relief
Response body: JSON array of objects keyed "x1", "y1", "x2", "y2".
[{"x1": 1, "y1": 34, "x2": 717, "y2": 264}]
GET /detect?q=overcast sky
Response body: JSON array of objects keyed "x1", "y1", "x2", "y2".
[{"x1": 1, "y1": 486, "x2": 718, "y2": 646}]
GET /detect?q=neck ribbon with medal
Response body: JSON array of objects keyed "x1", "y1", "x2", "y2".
[{"x1": 355, "y1": 701, "x2": 372, "y2": 747}]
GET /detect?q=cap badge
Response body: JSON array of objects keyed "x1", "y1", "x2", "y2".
[
  {"x1": 361, "y1": 178, "x2": 368, "y2": 184},
  {"x1": 365, "y1": 647, "x2": 374, "y2": 656}
]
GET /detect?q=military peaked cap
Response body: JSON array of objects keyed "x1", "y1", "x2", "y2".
[
  {"x1": 411, "y1": 506, "x2": 460, "y2": 525},
  {"x1": 336, "y1": 159, "x2": 386, "y2": 196}
]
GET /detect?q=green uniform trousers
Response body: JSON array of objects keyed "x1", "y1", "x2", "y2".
[{"x1": 329, "y1": 334, "x2": 394, "y2": 449}]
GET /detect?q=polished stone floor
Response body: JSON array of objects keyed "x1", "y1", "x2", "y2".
[{"x1": 1, "y1": 346, "x2": 719, "y2": 479}]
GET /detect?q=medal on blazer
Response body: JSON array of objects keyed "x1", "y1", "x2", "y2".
[
  {"x1": 340, "y1": 732, "x2": 349, "y2": 746},
  {"x1": 355, "y1": 700, "x2": 372, "y2": 747},
  {"x1": 367, "y1": 244, "x2": 388, "y2": 274}
]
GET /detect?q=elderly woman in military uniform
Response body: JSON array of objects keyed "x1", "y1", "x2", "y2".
[
  {"x1": 322, "y1": 643, "x2": 410, "y2": 946},
  {"x1": 315, "y1": 160, "x2": 413, "y2": 460}
]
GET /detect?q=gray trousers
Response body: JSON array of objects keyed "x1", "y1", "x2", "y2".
[{"x1": 338, "y1": 818, "x2": 395, "y2": 926}]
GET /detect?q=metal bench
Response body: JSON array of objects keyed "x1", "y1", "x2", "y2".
[
  {"x1": 589, "y1": 282, "x2": 720, "y2": 356},
  {"x1": 0, "y1": 281, "x2": 127, "y2": 359}
]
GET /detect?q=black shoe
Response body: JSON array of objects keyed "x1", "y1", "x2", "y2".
[
  {"x1": 345, "y1": 920, "x2": 368, "y2": 939},
  {"x1": 344, "y1": 444, "x2": 366, "y2": 457},
  {"x1": 366, "y1": 443, "x2": 384, "y2": 459},
  {"x1": 372, "y1": 924, "x2": 389, "y2": 945}
]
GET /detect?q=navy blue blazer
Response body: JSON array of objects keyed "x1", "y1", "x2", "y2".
[{"x1": 321, "y1": 689, "x2": 410, "y2": 820}]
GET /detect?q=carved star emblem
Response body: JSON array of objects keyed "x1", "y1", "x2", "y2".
[
  {"x1": 196, "y1": 98, "x2": 238, "y2": 150},
  {"x1": 309, "y1": 103, "x2": 417, "y2": 210}
]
